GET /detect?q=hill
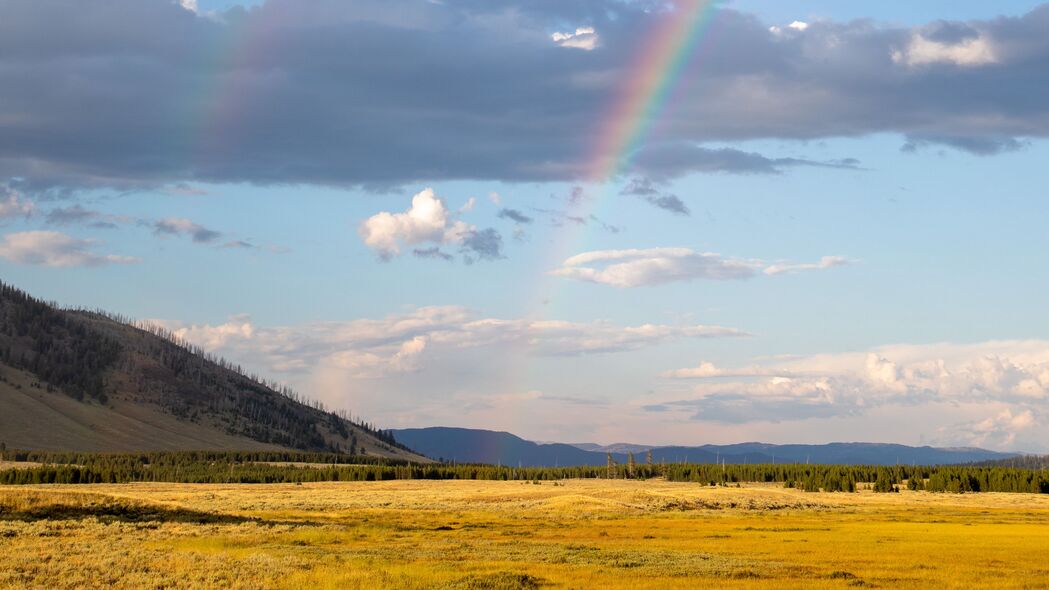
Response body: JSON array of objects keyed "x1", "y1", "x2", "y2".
[
  {"x1": 392, "y1": 428, "x2": 763, "y2": 467},
  {"x1": 392, "y1": 427, "x2": 609, "y2": 467},
  {"x1": 0, "y1": 281, "x2": 426, "y2": 460},
  {"x1": 394, "y1": 427, "x2": 1015, "y2": 467},
  {"x1": 972, "y1": 454, "x2": 1049, "y2": 469}
]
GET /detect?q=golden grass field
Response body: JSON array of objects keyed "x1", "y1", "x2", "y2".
[{"x1": 1, "y1": 479, "x2": 1048, "y2": 589}]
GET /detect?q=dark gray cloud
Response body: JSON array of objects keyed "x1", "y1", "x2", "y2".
[
  {"x1": 152, "y1": 218, "x2": 223, "y2": 243},
  {"x1": 621, "y1": 177, "x2": 689, "y2": 216},
  {"x1": 44, "y1": 205, "x2": 122, "y2": 229},
  {"x1": 629, "y1": 143, "x2": 863, "y2": 179},
  {"x1": 412, "y1": 246, "x2": 453, "y2": 261},
  {"x1": 531, "y1": 207, "x2": 622, "y2": 233},
  {"x1": 923, "y1": 20, "x2": 981, "y2": 44},
  {"x1": 901, "y1": 135, "x2": 1028, "y2": 156},
  {"x1": 497, "y1": 208, "x2": 533, "y2": 224},
  {"x1": 2, "y1": 0, "x2": 1048, "y2": 192},
  {"x1": 459, "y1": 228, "x2": 504, "y2": 263}
]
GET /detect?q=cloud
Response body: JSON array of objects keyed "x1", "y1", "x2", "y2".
[
  {"x1": 551, "y1": 248, "x2": 847, "y2": 288},
  {"x1": 941, "y1": 408, "x2": 1037, "y2": 448},
  {"x1": 0, "y1": 189, "x2": 35, "y2": 220},
  {"x1": 628, "y1": 143, "x2": 862, "y2": 179},
  {"x1": 552, "y1": 26, "x2": 599, "y2": 51},
  {"x1": 0, "y1": 230, "x2": 138, "y2": 267},
  {"x1": 497, "y1": 208, "x2": 533, "y2": 224},
  {"x1": 359, "y1": 187, "x2": 471, "y2": 260},
  {"x1": 152, "y1": 217, "x2": 223, "y2": 243},
  {"x1": 160, "y1": 314, "x2": 254, "y2": 350},
  {"x1": 359, "y1": 188, "x2": 502, "y2": 263},
  {"x1": 552, "y1": 248, "x2": 757, "y2": 288},
  {"x1": 901, "y1": 135, "x2": 1027, "y2": 156},
  {"x1": 165, "y1": 183, "x2": 209, "y2": 196},
  {"x1": 531, "y1": 207, "x2": 621, "y2": 234},
  {"x1": 149, "y1": 306, "x2": 745, "y2": 379},
  {"x1": 412, "y1": 246, "x2": 453, "y2": 261},
  {"x1": 4, "y1": 2, "x2": 1046, "y2": 190},
  {"x1": 621, "y1": 177, "x2": 689, "y2": 216},
  {"x1": 657, "y1": 340, "x2": 1049, "y2": 429},
  {"x1": 460, "y1": 228, "x2": 504, "y2": 263},
  {"x1": 769, "y1": 20, "x2": 809, "y2": 35},
  {"x1": 44, "y1": 205, "x2": 127, "y2": 229},
  {"x1": 45, "y1": 208, "x2": 261, "y2": 249},
  {"x1": 892, "y1": 29, "x2": 997, "y2": 67},
  {"x1": 763, "y1": 255, "x2": 851, "y2": 275}
]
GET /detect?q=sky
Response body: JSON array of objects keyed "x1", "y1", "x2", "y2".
[{"x1": 2, "y1": 0, "x2": 1049, "y2": 451}]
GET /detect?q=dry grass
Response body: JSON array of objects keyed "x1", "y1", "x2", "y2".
[
  {"x1": 1, "y1": 479, "x2": 1048, "y2": 589},
  {"x1": 0, "y1": 461, "x2": 42, "y2": 470}
]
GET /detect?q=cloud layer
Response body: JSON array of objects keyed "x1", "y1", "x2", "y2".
[
  {"x1": 151, "y1": 306, "x2": 745, "y2": 378},
  {"x1": 655, "y1": 340, "x2": 1049, "y2": 447},
  {"x1": 3, "y1": 1, "x2": 1049, "y2": 191}
]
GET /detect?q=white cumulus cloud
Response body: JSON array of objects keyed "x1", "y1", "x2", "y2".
[
  {"x1": 942, "y1": 408, "x2": 1036, "y2": 448},
  {"x1": 657, "y1": 340, "x2": 1049, "y2": 447},
  {"x1": 359, "y1": 188, "x2": 473, "y2": 260}
]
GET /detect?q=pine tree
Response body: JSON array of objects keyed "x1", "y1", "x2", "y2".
[{"x1": 627, "y1": 452, "x2": 636, "y2": 479}]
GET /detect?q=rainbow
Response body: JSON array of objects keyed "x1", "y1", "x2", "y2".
[
  {"x1": 533, "y1": 0, "x2": 722, "y2": 282},
  {"x1": 512, "y1": 0, "x2": 723, "y2": 405},
  {"x1": 587, "y1": 0, "x2": 719, "y2": 182}
]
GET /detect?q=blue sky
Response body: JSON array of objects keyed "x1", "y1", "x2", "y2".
[{"x1": 3, "y1": 1, "x2": 1049, "y2": 450}]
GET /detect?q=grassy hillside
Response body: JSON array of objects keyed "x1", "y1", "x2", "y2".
[{"x1": 0, "y1": 281, "x2": 425, "y2": 460}]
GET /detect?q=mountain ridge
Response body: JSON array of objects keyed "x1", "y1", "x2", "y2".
[{"x1": 393, "y1": 427, "x2": 1016, "y2": 467}]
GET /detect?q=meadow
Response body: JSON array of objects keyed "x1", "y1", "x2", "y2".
[{"x1": 1, "y1": 479, "x2": 1048, "y2": 589}]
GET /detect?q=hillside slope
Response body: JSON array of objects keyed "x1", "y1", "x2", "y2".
[{"x1": 0, "y1": 282, "x2": 426, "y2": 460}]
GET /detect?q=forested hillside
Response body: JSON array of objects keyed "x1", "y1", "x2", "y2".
[
  {"x1": 974, "y1": 454, "x2": 1049, "y2": 469},
  {"x1": 0, "y1": 281, "x2": 425, "y2": 460}
]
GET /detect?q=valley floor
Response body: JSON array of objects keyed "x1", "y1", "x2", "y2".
[{"x1": 1, "y1": 479, "x2": 1048, "y2": 589}]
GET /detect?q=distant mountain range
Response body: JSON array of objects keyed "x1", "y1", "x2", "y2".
[{"x1": 393, "y1": 427, "x2": 1017, "y2": 467}]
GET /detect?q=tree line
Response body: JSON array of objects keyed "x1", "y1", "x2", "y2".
[{"x1": 0, "y1": 449, "x2": 1046, "y2": 493}]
